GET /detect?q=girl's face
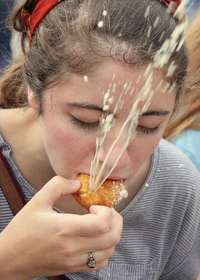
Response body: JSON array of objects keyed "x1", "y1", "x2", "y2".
[{"x1": 37, "y1": 61, "x2": 175, "y2": 189}]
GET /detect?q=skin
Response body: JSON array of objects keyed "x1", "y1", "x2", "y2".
[
  {"x1": 34, "y1": 60, "x2": 175, "y2": 209},
  {"x1": 0, "y1": 60, "x2": 176, "y2": 278}
]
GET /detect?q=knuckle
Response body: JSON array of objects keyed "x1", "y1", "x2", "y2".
[{"x1": 51, "y1": 175, "x2": 64, "y2": 186}]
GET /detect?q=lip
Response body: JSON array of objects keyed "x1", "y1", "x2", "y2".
[
  {"x1": 78, "y1": 173, "x2": 125, "y2": 182},
  {"x1": 107, "y1": 176, "x2": 124, "y2": 181}
]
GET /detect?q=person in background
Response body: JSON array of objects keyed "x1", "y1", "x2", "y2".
[
  {"x1": 164, "y1": 11, "x2": 200, "y2": 171},
  {"x1": 0, "y1": 0, "x2": 13, "y2": 71}
]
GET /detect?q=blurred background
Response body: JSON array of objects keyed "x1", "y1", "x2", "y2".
[
  {"x1": 186, "y1": 0, "x2": 200, "y2": 20},
  {"x1": 0, "y1": 0, "x2": 13, "y2": 70}
]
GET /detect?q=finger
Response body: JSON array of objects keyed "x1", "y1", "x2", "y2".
[
  {"x1": 89, "y1": 205, "x2": 108, "y2": 214},
  {"x1": 72, "y1": 259, "x2": 108, "y2": 273},
  {"x1": 56, "y1": 206, "x2": 113, "y2": 237},
  {"x1": 90, "y1": 206, "x2": 122, "y2": 232},
  {"x1": 64, "y1": 232, "x2": 118, "y2": 254},
  {"x1": 110, "y1": 207, "x2": 123, "y2": 232},
  {"x1": 90, "y1": 206, "x2": 123, "y2": 235},
  {"x1": 31, "y1": 176, "x2": 80, "y2": 208},
  {"x1": 61, "y1": 248, "x2": 114, "y2": 273},
  {"x1": 55, "y1": 259, "x2": 108, "y2": 275},
  {"x1": 84, "y1": 247, "x2": 115, "y2": 266},
  {"x1": 63, "y1": 211, "x2": 122, "y2": 253},
  {"x1": 85, "y1": 208, "x2": 123, "y2": 250}
]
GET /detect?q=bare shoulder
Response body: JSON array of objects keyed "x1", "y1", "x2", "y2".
[
  {"x1": 0, "y1": 107, "x2": 37, "y2": 141},
  {"x1": 0, "y1": 109, "x2": 13, "y2": 128},
  {"x1": 0, "y1": 108, "x2": 23, "y2": 130}
]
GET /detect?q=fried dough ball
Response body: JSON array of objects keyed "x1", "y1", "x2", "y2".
[{"x1": 72, "y1": 173, "x2": 128, "y2": 211}]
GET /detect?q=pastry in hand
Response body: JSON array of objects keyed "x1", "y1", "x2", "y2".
[{"x1": 72, "y1": 173, "x2": 128, "y2": 211}]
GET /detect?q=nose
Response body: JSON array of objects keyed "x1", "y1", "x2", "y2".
[{"x1": 99, "y1": 131, "x2": 130, "y2": 170}]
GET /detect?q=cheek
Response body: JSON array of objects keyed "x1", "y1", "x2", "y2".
[
  {"x1": 131, "y1": 133, "x2": 161, "y2": 166},
  {"x1": 62, "y1": 131, "x2": 96, "y2": 158},
  {"x1": 42, "y1": 116, "x2": 96, "y2": 165}
]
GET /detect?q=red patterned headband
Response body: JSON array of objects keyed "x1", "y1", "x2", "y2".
[
  {"x1": 21, "y1": 0, "x2": 183, "y2": 44},
  {"x1": 160, "y1": 0, "x2": 181, "y2": 14},
  {"x1": 21, "y1": 0, "x2": 64, "y2": 43}
]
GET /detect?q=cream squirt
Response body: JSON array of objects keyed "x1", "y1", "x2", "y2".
[
  {"x1": 72, "y1": 71, "x2": 154, "y2": 210},
  {"x1": 71, "y1": 3, "x2": 187, "y2": 211}
]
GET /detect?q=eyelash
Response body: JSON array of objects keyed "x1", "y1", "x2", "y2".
[
  {"x1": 137, "y1": 125, "x2": 160, "y2": 135},
  {"x1": 70, "y1": 116, "x2": 160, "y2": 135},
  {"x1": 70, "y1": 116, "x2": 99, "y2": 130}
]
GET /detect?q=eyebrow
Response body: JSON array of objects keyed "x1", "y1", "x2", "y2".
[
  {"x1": 67, "y1": 102, "x2": 170, "y2": 117},
  {"x1": 67, "y1": 102, "x2": 106, "y2": 112}
]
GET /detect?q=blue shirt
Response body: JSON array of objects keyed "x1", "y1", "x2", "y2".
[{"x1": 172, "y1": 129, "x2": 200, "y2": 171}]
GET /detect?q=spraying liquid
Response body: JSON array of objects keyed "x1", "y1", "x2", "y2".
[{"x1": 89, "y1": 0, "x2": 188, "y2": 192}]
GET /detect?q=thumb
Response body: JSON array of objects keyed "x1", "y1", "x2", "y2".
[{"x1": 31, "y1": 176, "x2": 80, "y2": 208}]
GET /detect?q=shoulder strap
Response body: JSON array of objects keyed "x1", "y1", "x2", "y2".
[
  {"x1": 0, "y1": 150, "x2": 66, "y2": 280},
  {"x1": 0, "y1": 150, "x2": 26, "y2": 215}
]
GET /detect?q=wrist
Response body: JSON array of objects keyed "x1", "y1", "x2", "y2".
[{"x1": 0, "y1": 232, "x2": 28, "y2": 280}]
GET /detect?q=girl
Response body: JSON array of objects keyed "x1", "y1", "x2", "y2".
[{"x1": 0, "y1": 0, "x2": 200, "y2": 279}]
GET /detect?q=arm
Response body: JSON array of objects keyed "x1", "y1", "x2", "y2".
[{"x1": 0, "y1": 176, "x2": 123, "y2": 279}]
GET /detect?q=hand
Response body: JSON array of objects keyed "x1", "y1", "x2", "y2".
[{"x1": 0, "y1": 176, "x2": 123, "y2": 279}]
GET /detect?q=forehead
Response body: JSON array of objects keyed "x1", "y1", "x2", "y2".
[{"x1": 49, "y1": 60, "x2": 176, "y2": 111}]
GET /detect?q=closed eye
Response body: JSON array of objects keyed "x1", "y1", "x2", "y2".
[
  {"x1": 137, "y1": 124, "x2": 160, "y2": 135},
  {"x1": 71, "y1": 115, "x2": 160, "y2": 135},
  {"x1": 70, "y1": 116, "x2": 100, "y2": 130}
]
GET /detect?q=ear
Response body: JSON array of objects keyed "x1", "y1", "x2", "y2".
[{"x1": 27, "y1": 85, "x2": 39, "y2": 110}]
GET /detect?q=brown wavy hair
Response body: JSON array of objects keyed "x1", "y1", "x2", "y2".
[
  {"x1": 164, "y1": 11, "x2": 200, "y2": 141},
  {"x1": 0, "y1": 0, "x2": 188, "y2": 109}
]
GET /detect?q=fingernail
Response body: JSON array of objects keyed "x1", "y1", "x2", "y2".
[{"x1": 70, "y1": 180, "x2": 80, "y2": 188}]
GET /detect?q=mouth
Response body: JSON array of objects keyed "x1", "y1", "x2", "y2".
[
  {"x1": 73, "y1": 173, "x2": 128, "y2": 210},
  {"x1": 107, "y1": 175, "x2": 124, "y2": 181},
  {"x1": 77, "y1": 173, "x2": 126, "y2": 183}
]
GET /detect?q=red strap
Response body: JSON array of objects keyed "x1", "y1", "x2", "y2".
[
  {"x1": 0, "y1": 150, "x2": 66, "y2": 280},
  {"x1": 0, "y1": 150, "x2": 26, "y2": 214},
  {"x1": 49, "y1": 276, "x2": 66, "y2": 280}
]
